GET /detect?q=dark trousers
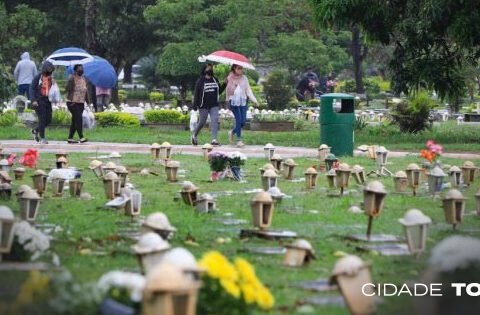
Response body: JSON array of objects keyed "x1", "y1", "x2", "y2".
[
  {"x1": 18, "y1": 84, "x2": 31, "y2": 99},
  {"x1": 67, "y1": 102, "x2": 84, "y2": 139},
  {"x1": 35, "y1": 97, "x2": 52, "y2": 139},
  {"x1": 230, "y1": 104, "x2": 247, "y2": 140}
]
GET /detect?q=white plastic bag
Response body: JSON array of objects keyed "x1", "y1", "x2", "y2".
[
  {"x1": 82, "y1": 104, "x2": 96, "y2": 129},
  {"x1": 48, "y1": 83, "x2": 62, "y2": 103},
  {"x1": 189, "y1": 110, "x2": 198, "y2": 132},
  {"x1": 231, "y1": 85, "x2": 243, "y2": 106}
]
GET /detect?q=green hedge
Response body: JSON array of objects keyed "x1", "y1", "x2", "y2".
[
  {"x1": 52, "y1": 110, "x2": 71, "y2": 124},
  {"x1": 94, "y1": 112, "x2": 140, "y2": 127},
  {"x1": 0, "y1": 110, "x2": 17, "y2": 127},
  {"x1": 144, "y1": 110, "x2": 188, "y2": 124}
]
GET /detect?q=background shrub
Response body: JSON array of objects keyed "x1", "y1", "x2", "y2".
[
  {"x1": 144, "y1": 110, "x2": 187, "y2": 124},
  {"x1": 94, "y1": 112, "x2": 140, "y2": 127},
  {"x1": 118, "y1": 90, "x2": 127, "y2": 103},
  {"x1": 149, "y1": 91, "x2": 164, "y2": 102},
  {"x1": 391, "y1": 92, "x2": 435, "y2": 133},
  {"x1": 52, "y1": 110, "x2": 71, "y2": 124},
  {"x1": 263, "y1": 69, "x2": 294, "y2": 110},
  {"x1": 127, "y1": 89, "x2": 149, "y2": 99},
  {"x1": 0, "y1": 110, "x2": 17, "y2": 126}
]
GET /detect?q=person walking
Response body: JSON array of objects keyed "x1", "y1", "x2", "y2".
[
  {"x1": 95, "y1": 86, "x2": 111, "y2": 112},
  {"x1": 14, "y1": 52, "x2": 37, "y2": 99},
  {"x1": 29, "y1": 61, "x2": 55, "y2": 144},
  {"x1": 226, "y1": 64, "x2": 258, "y2": 147},
  {"x1": 65, "y1": 64, "x2": 90, "y2": 144},
  {"x1": 191, "y1": 64, "x2": 226, "y2": 146}
]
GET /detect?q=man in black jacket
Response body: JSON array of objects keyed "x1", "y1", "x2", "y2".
[
  {"x1": 29, "y1": 61, "x2": 55, "y2": 144},
  {"x1": 191, "y1": 64, "x2": 226, "y2": 146}
]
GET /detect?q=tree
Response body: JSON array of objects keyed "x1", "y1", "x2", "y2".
[
  {"x1": 263, "y1": 70, "x2": 294, "y2": 110},
  {"x1": 137, "y1": 55, "x2": 167, "y2": 90},
  {"x1": 309, "y1": 0, "x2": 374, "y2": 93},
  {"x1": 88, "y1": 0, "x2": 158, "y2": 81},
  {"x1": 310, "y1": 0, "x2": 480, "y2": 109},
  {"x1": 266, "y1": 31, "x2": 331, "y2": 76},
  {"x1": 0, "y1": 2, "x2": 46, "y2": 66},
  {"x1": 157, "y1": 40, "x2": 222, "y2": 101}
]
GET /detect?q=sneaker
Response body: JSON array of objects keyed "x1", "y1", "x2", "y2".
[
  {"x1": 68, "y1": 139, "x2": 79, "y2": 144},
  {"x1": 31, "y1": 129, "x2": 39, "y2": 143},
  {"x1": 211, "y1": 140, "x2": 221, "y2": 146},
  {"x1": 80, "y1": 138, "x2": 88, "y2": 143},
  {"x1": 236, "y1": 141, "x2": 244, "y2": 147},
  {"x1": 191, "y1": 135, "x2": 198, "y2": 146},
  {"x1": 40, "y1": 138, "x2": 48, "y2": 144},
  {"x1": 228, "y1": 130, "x2": 234, "y2": 144}
]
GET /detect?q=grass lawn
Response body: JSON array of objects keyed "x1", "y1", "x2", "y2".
[
  {"x1": 1, "y1": 120, "x2": 479, "y2": 151},
  {"x1": 0, "y1": 151, "x2": 479, "y2": 314}
]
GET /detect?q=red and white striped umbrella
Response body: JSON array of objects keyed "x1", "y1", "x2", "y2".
[{"x1": 198, "y1": 50, "x2": 255, "y2": 70}]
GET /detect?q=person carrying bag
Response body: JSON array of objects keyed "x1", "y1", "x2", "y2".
[{"x1": 65, "y1": 64, "x2": 90, "y2": 144}]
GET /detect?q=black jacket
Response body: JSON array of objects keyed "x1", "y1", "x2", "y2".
[
  {"x1": 30, "y1": 61, "x2": 54, "y2": 103},
  {"x1": 193, "y1": 75, "x2": 226, "y2": 110}
]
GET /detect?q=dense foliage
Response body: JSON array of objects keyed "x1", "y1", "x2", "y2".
[
  {"x1": 143, "y1": 110, "x2": 188, "y2": 124},
  {"x1": 262, "y1": 70, "x2": 294, "y2": 110},
  {"x1": 94, "y1": 112, "x2": 140, "y2": 127},
  {"x1": 392, "y1": 93, "x2": 435, "y2": 133}
]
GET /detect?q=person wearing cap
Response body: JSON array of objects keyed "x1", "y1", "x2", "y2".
[{"x1": 30, "y1": 61, "x2": 55, "y2": 144}]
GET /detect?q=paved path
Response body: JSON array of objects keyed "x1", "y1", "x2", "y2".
[{"x1": 1, "y1": 139, "x2": 479, "y2": 160}]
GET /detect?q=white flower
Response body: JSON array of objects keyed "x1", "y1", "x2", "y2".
[
  {"x1": 98, "y1": 271, "x2": 146, "y2": 302},
  {"x1": 429, "y1": 236, "x2": 480, "y2": 272},
  {"x1": 14, "y1": 221, "x2": 50, "y2": 259},
  {"x1": 228, "y1": 151, "x2": 247, "y2": 161}
]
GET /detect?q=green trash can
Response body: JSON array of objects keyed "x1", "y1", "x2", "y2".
[{"x1": 320, "y1": 93, "x2": 355, "y2": 156}]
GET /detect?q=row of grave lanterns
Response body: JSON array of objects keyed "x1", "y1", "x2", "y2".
[{"x1": 3, "y1": 145, "x2": 480, "y2": 312}]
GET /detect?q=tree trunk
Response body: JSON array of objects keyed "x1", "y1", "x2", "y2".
[
  {"x1": 85, "y1": 0, "x2": 103, "y2": 55},
  {"x1": 351, "y1": 25, "x2": 365, "y2": 94},
  {"x1": 123, "y1": 62, "x2": 133, "y2": 84}
]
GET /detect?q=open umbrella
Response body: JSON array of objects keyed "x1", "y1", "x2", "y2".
[
  {"x1": 47, "y1": 47, "x2": 94, "y2": 66},
  {"x1": 198, "y1": 50, "x2": 255, "y2": 70},
  {"x1": 66, "y1": 56, "x2": 117, "y2": 88}
]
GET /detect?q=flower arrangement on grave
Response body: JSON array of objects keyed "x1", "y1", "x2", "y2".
[
  {"x1": 14, "y1": 270, "x2": 101, "y2": 313},
  {"x1": 421, "y1": 140, "x2": 443, "y2": 166},
  {"x1": 18, "y1": 149, "x2": 39, "y2": 168},
  {"x1": 208, "y1": 151, "x2": 230, "y2": 181},
  {"x1": 97, "y1": 271, "x2": 145, "y2": 310},
  {"x1": 197, "y1": 251, "x2": 275, "y2": 315},
  {"x1": 6, "y1": 221, "x2": 50, "y2": 261},
  {"x1": 228, "y1": 151, "x2": 247, "y2": 181}
]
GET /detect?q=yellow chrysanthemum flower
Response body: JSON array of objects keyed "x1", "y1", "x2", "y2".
[
  {"x1": 199, "y1": 251, "x2": 238, "y2": 281},
  {"x1": 240, "y1": 283, "x2": 256, "y2": 304},
  {"x1": 234, "y1": 258, "x2": 259, "y2": 285},
  {"x1": 220, "y1": 279, "x2": 240, "y2": 299},
  {"x1": 256, "y1": 286, "x2": 275, "y2": 310}
]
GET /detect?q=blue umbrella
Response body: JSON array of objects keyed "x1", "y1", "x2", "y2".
[
  {"x1": 47, "y1": 47, "x2": 94, "y2": 66},
  {"x1": 66, "y1": 56, "x2": 118, "y2": 88}
]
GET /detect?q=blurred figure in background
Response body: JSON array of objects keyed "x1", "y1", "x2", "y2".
[
  {"x1": 14, "y1": 52, "x2": 37, "y2": 99},
  {"x1": 95, "y1": 86, "x2": 111, "y2": 112}
]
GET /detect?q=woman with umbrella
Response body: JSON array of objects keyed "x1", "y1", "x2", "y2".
[
  {"x1": 198, "y1": 51, "x2": 258, "y2": 147},
  {"x1": 226, "y1": 64, "x2": 258, "y2": 147},
  {"x1": 65, "y1": 64, "x2": 90, "y2": 143}
]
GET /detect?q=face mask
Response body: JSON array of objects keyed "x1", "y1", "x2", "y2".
[
  {"x1": 205, "y1": 69, "x2": 213, "y2": 76},
  {"x1": 76, "y1": 70, "x2": 83, "y2": 76}
]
